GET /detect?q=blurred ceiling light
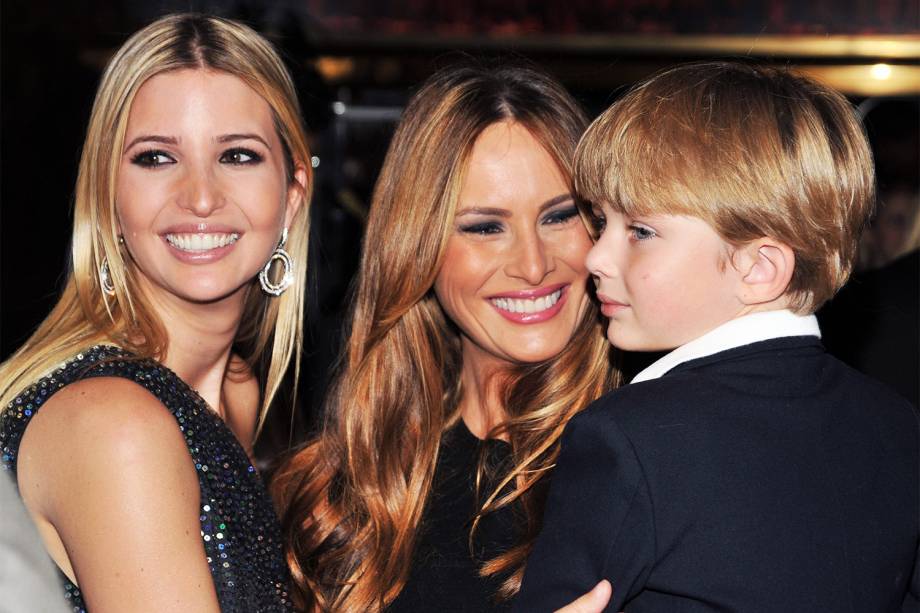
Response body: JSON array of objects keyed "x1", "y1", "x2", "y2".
[
  {"x1": 797, "y1": 64, "x2": 920, "y2": 96},
  {"x1": 315, "y1": 57, "x2": 355, "y2": 82},
  {"x1": 870, "y1": 63, "x2": 892, "y2": 80}
]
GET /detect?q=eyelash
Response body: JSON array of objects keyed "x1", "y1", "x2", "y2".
[
  {"x1": 628, "y1": 224, "x2": 657, "y2": 241},
  {"x1": 459, "y1": 221, "x2": 503, "y2": 235},
  {"x1": 129, "y1": 147, "x2": 264, "y2": 168},
  {"x1": 543, "y1": 206, "x2": 579, "y2": 225},
  {"x1": 130, "y1": 149, "x2": 174, "y2": 167},
  {"x1": 458, "y1": 205, "x2": 579, "y2": 236},
  {"x1": 589, "y1": 210, "x2": 607, "y2": 235},
  {"x1": 220, "y1": 147, "x2": 263, "y2": 165}
]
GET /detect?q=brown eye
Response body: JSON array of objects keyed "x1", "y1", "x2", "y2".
[
  {"x1": 220, "y1": 148, "x2": 263, "y2": 165},
  {"x1": 131, "y1": 150, "x2": 174, "y2": 167}
]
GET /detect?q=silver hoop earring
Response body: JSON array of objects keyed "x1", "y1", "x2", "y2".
[
  {"x1": 259, "y1": 228, "x2": 293, "y2": 296},
  {"x1": 99, "y1": 258, "x2": 116, "y2": 296}
]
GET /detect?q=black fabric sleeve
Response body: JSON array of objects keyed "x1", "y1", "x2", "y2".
[
  {"x1": 904, "y1": 542, "x2": 919, "y2": 612},
  {"x1": 905, "y1": 407, "x2": 920, "y2": 612},
  {"x1": 513, "y1": 408, "x2": 656, "y2": 612}
]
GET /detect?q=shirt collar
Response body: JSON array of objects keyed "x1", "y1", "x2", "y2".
[{"x1": 631, "y1": 309, "x2": 821, "y2": 384}]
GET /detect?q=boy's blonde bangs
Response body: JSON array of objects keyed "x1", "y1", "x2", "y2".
[
  {"x1": 575, "y1": 97, "x2": 721, "y2": 221},
  {"x1": 575, "y1": 62, "x2": 875, "y2": 312}
]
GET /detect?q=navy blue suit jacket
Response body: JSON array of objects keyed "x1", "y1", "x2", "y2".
[{"x1": 515, "y1": 337, "x2": 919, "y2": 612}]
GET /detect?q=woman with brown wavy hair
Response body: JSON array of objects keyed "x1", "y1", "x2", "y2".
[{"x1": 272, "y1": 61, "x2": 618, "y2": 612}]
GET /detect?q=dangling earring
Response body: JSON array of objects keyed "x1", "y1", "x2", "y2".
[
  {"x1": 99, "y1": 237, "x2": 124, "y2": 297},
  {"x1": 99, "y1": 258, "x2": 116, "y2": 296},
  {"x1": 259, "y1": 228, "x2": 293, "y2": 296}
]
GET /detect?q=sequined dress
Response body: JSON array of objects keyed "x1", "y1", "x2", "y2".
[{"x1": 0, "y1": 345, "x2": 293, "y2": 612}]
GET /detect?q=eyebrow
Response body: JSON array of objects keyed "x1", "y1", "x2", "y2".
[
  {"x1": 124, "y1": 135, "x2": 178, "y2": 151},
  {"x1": 217, "y1": 133, "x2": 272, "y2": 149},
  {"x1": 123, "y1": 133, "x2": 272, "y2": 152},
  {"x1": 455, "y1": 193, "x2": 573, "y2": 217}
]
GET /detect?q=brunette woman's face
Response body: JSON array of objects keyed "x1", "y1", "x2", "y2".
[
  {"x1": 115, "y1": 68, "x2": 302, "y2": 306},
  {"x1": 434, "y1": 120, "x2": 592, "y2": 367}
]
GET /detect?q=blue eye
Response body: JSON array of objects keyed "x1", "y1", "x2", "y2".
[
  {"x1": 459, "y1": 222, "x2": 503, "y2": 235},
  {"x1": 542, "y1": 205, "x2": 579, "y2": 225},
  {"x1": 220, "y1": 148, "x2": 263, "y2": 165},
  {"x1": 131, "y1": 150, "x2": 175, "y2": 167},
  {"x1": 629, "y1": 224, "x2": 657, "y2": 241}
]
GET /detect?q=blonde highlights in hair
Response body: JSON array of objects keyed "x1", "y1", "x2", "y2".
[
  {"x1": 0, "y1": 13, "x2": 312, "y2": 433},
  {"x1": 576, "y1": 61, "x2": 875, "y2": 312},
  {"x1": 273, "y1": 61, "x2": 617, "y2": 611}
]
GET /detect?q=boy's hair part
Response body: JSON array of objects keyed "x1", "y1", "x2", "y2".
[{"x1": 575, "y1": 60, "x2": 876, "y2": 313}]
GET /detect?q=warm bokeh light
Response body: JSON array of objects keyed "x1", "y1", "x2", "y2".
[
  {"x1": 795, "y1": 63, "x2": 920, "y2": 96},
  {"x1": 871, "y1": 63, "x2": 893, "y2": 80}
]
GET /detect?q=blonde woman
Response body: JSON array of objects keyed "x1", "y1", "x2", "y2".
[
  {"x1": 0, "y1": 14, "x2": 310, "y2": 612},
  {"x1": 272, "y1": 62, "x2": 618, "y2": 612}
]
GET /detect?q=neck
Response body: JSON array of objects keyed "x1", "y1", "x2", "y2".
[
  {"x1": 736, "y1": 294, "x2": 794, "y2": 319},
  {"x1": 136, "y1": 278, "x2": 248, "y2": 416},
  {"x1": 458, "y1": 339, "x2": 510, "y2": 440}
]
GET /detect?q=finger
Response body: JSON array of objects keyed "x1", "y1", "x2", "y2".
[{"x1": 553, "y1": 580, "x2": 612, "y2": 613}]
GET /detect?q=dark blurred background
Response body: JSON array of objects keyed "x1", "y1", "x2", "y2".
[{"x1": 2, "y1": 1, "x2": 918, "y2": 458}]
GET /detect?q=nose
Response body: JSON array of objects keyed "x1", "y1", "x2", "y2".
[
  {"x1": 585, "y1": 229, "x2": 619, "y2": 279},
  {"x1": 178, "y1": 164, "x2": 223, "y2": 217},
  {"x1": 506, "y1": 228, "x2": 552, "y2": 285}
]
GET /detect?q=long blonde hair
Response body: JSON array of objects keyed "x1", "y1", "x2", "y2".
[
  {"x1": 272, "y1": 61, "x2": 618, "y2": 612},
  {"x1": 0, "y1": 13, "x2": 312, "y2": 434}
]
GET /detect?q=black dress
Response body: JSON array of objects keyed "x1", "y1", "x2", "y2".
[
  {"x1": 0, "y1": 345, "x2": 292, "y2": 612},
  {"x1": 388, "y1": 422, "x2": 518, "y2": 612}
]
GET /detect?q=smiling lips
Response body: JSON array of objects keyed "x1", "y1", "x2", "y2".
[
  {"x1": 489, "y1": 284, "x2": 568, "y2": 324},
  {"x1": 165, "y1": 232, "x2": 239, "y2": 252},
  {"x1": 162, "y1": 230, "x2": 241, "y2": 263}
]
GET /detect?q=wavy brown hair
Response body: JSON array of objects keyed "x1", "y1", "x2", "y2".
[{"x1": 272, "y1": 61, "x2": 618, "y2": 612}]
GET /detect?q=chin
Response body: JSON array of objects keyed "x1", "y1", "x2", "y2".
[
  {"x1": 504, "y1": 341, "x2": 569, "y2": 365},
  {"x1": 606, "y1": 327, "x2": 652, "y2": 352},
  {"x1": 169, "y1": 281, "x2": 250, "y2": 305}
]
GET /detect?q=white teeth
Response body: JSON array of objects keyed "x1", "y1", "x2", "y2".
[
  {"x1": 165, "y1": 233, "x2": 239, "y2": 252},
  {"x1": 490, "y1": 289, "x2": 562, "y2": 315}
]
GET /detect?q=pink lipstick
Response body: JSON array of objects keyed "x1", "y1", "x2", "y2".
[{"x1": 488, "y1": 283, "x2": 569, "y2": 324}]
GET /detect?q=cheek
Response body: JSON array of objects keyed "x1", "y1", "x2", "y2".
[
  {"x1": 433, "y1": 243, "x2": 467, "y2": 317},
  {"x1": 438, "y1": 238, "x2": 501, "y2": 292},
  {"x1": 114, "y1": 166, "x2": 172, "y2": 235},
  {"x1": 550, "y1": 227, "x2": 593, "y2": 274},
  {"x1": 237, "y1": 176, "x2": 288, "y2": 228},
  {"x1": 115, "y1": 191, "x2": 154, "y2": 240}
]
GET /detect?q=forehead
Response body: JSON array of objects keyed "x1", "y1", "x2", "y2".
[
  {"x1": 459, "y1": 121, "x2": 567, "y2": 208},
  {"x1": 126, "y1": 68, "x2": 276, "y2": 137}
]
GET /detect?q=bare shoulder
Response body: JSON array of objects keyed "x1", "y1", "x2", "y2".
[
  {"x1": 16, "y1": 377, "x2": 221, "y2": 611},
  {"x1": 18, "y1": 376, "x2": 194, "y2": 515},
  {"x1": 21, "y1": 376, "x2": 184, "y2": 458}
]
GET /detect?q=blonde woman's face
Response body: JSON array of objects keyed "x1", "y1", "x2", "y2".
[
  {"x1": 115, "y1": 68, "x2": 299, "y2": 306},
  {"x1": 434, "y1": 121, "x2": 592, "y2": 367}
]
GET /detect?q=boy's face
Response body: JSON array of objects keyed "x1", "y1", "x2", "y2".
[{"x1": 586, "y1": 204, "x2": 746, "y2": 351}]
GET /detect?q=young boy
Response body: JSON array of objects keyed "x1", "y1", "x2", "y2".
[{"x1": 515, "y1": 62, "x2": 919, "y2": 612}]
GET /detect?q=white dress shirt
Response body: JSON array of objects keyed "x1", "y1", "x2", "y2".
[{"x1": 631, "y1": 309, "x2": 822, "y2": 384}]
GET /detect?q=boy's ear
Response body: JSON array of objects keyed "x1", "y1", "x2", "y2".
[{"x1": 733, "y1": 238, "x2": 795, "y2": 306}]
